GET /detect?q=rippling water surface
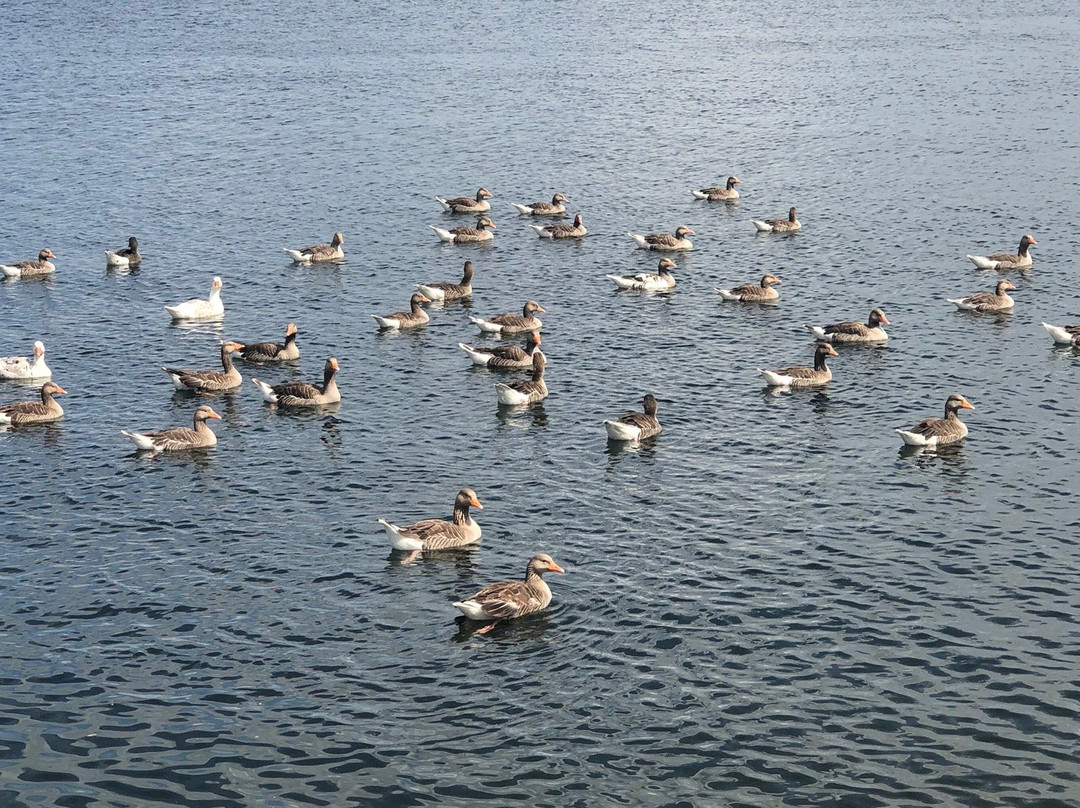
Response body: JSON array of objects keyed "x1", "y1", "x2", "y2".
[{"x1": 2, "y1": 0, "x2": 1079, "y2": 805}]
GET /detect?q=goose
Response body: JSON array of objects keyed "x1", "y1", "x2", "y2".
[
  {"x1": 252, "y1": 357, "x2": 341, "y2": 406},
  {"x1": 236, "y1": 322, "x2": 299, "y2": 362},
  {"x1": 105, "y1": 237, "x2": 141, "y2": 267},
  {"x1": 0, "y1": 381, "x2": 65, "y2": 425},
  {"x1": 453, "y1": 553, "x2": 565, "y2": 624},
  {"x1": 459, "y1": 333, "x2": 543, "y2": 368},
  {"x1": 164, "y1": 277, "x2": 224, "y2": 321},
  {"x1": 378, "y1": 488, "x2": 484, "y2": 552},
  {"x1": 0, "y1": 341, "x2": 51, "y2": 380},
  {"x1": 495, "y1": 351, "x2": 548, "y2": 405},
  {"x1": 897, "y1": 394, "x2": 974, "y2": 448},
  {"x1": 415, "y1": 260, "x2": 474, "y2": 301},
  {"x1": 430, "y1": 217, "x2": 496, "y2": 244},
  {"x1": 716, "y1": 274, "x2": 781, "y2": 302},
  {"x1": 759, "y1": 343, "x2": 838, "y2": 388},
  {"x1": 806, "y1": 308, "x2": 890, "y2": 343},
  {"x1": 752, "y1": 207, "x2": 800, "y2": 233},
  {"x1": 627, "y1": 226, "x2": 694, "y2": 251},
  {"x1": 284, "y1": 232, "x2": 344, "y2": 263},
  {"x1": 469, "y1": 300, "x2": 544, "y2": 334},
  {"x1": 436, "y1": 187, "x2": 492, "y2": 214},
  {"x1": 607, "y1": 259, "x2": 677, "y2": 291},
  {"x1": 1041, "y1": 322, "x2": 1080, "y2": 346},
  {"x1": 372, "y1": 293, "x2": 431, "y2": 329},
  {"x1": 121, "y1": 404, "x2": 221, "y2": 452},
  {"x1": 604, "y1": 394, "x2": 662, "y2": 442},
  {"x1": 691, "y1": 176, "x2": 741, "y2": 201},
  {"x1": 1, "y1": 249, "x2": 56, "y2": 279},
  {"x1": 948, "y1": 280, "x2": 1015, "y2": 312},
  {"x1": 163, "y1": 341, "x2": 245, "y2": 392},
  {"x1": 967, "y1": 235, "x2": 1035, "y2": 270},
  {"x1": 529, "y1": 213, "x2": 587, "y2": 239},
  {"x1": 511, "y1": 193, "x2": 568, "y2": 215}
]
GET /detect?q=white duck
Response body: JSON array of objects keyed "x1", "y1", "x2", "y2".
[
  {"x1": 607, "y1": 259, "x2": 677, "y2": 291},
  {"x1": 0, "y1": 341, "x2": 51, "y2": 380},
  {"x1": 165, "y1": 277, "x2": 224, "y2": 321}
]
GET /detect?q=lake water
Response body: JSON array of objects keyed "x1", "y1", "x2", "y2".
[{"x1": 2, "y1": 0, "x2": 1079, "y2": 805}]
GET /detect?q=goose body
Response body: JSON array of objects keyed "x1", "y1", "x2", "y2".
[
  {"x1": 0, "y1": 381, "x2": 65, "y2": 425},
  {"x1": 459, "y1": 333, "x2": 542, "y2": 368},
  {"x1": 752, "y1": 207, "x2": 800, "y2": 233},
  {"x1": 897, "y1": 394, "x2": 974, "y2": 447},
  {"x1": 252, "y1": 357, "x2": 341, "y2": 406},
  {"x1": 511, "y1": 193, "x2": 568, "y2": 215},
  {"x1": 607, "y1": 259, "x2": 676, "y2": 291},
  {"x1": 121, "y1": 404, "x2": 221, "y2": 452},
  {"x1": 237, "y1": 323, "x2": 299, "y2": 362},
  {"x1": 627, "y1": 226, "x2": 694, "y2": 251},
  {"x1": 379, "y1": 488, "x2": 484, "y2": 552},
  {"x1": 430, "y1": 216, "x2": 496, "y2": 243},
  {"x1": 453, "y1": 553, "x2": 565, "y2": 622},
  {"x1": 415, "y1": 261, "x2": 474, "y2": 301},
  {"x1": 967, "y1": 235, "x2": 1035, "y2": 270},
  {"x1": 495, "y1": 351, "x2": 548, "y2": 405},
  {"x1": 948, "y1": 280, "x2": 1015, "y2": 312},
  {"x1": 165, "y1": 276, "x2": 224, "y2": 321},
  {"x1": 0, "y1": 341, "x2": 50, "y2": 380},
  {"x1": 469, "y1": 300, "x2": 544, "y2": 334},
  {"x1": 436, "y1": 188, "x2": 492, "y2": 214},
  {"x1": 1, "y1": 249, "x2": 55, "y2": 279},
  {"x1": 105, "y1": 237, "x2": 141, "y2": 267},
  {"x1": 372, "y1": 293, "x2": 431, "y2": 329},
  {"x1": 530, "y1": 213, "x2": 586, "y2": 239},
  {"x1": 1042, "y1": 322, "x2": 1080, "y2": 346},
  {"x1": 163, "y1": 341, "x2": 245, "y2": 392},
  {"x1": 691, "y1": 176, "x2": 741, "y2": 201},
  {"x1": 284, "y1": 232, "x2": 344, "y2": 263},
  {"x1": 604, "y1": 394, "x2": 662, "y2": 442},
  {"x1": 716, "y1": 274, "x2": 781, "y2": 302},
  {"x1": 807, "y1": 308, "x2": 890, "y2": 343},
  {"x1": 759, "y1": 343, "x2": 837, "y2": 388}
]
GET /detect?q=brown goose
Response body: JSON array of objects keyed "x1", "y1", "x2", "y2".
[
  {"x1": 469, "y1": 300, "x2": 544, "y2": 334},
  {"x1": 105, "y1": 237, "x2": 141, "y2": 267},
  {"x1": 716, "y1": 274, "x2": 781, "y2": 302},
  {"x1": 753, "y1": 207, "x2": 800, "y2": 233},
  {"x1": 284, "y1": 232, "x2": 344, "y2": 263},
  {"x1": 416, "y1": 260, "x2": 474, "y2": 301},
  {"x1": 495, "y1": 351, "x2": 548, "y2": 405},
  {"x1": 1042, "y1": 322, "x2": 1080, "y2": 345},
  {"x1": 372, "y1": 293, "x2": 431, "y2": 329},
  {"x1": 897, "y1": 394, "x2": 974, "y2": 448},
  {"x1": 807, "y1": 308, "x2": 890, "y2": 343},
  {"x1": 379, "y1": 488, "x2": 484, "y2": 552},
  {"x1": 627, "y1": 226, "x2": 694, "y2": 251},
  {"x1": 511, "y1": 193, "x2": 569, "y2": 215},
  {"x1": 237, "y1": 323, "x2": 299, "y2": 362},
  {"x1": 691, "y1": 176, "x2": 741, "y2": 201},
  {"x1": 759, "y1": 343, "x2": 838, "y2": 388},
  {"x1": 453, "y1": 553, "x2": 565, "y2": 623},
  {"x1": 436, "y1": 187, "x2": 492, "y2": 213},
  {"x1": 0, "y1": 381, "x2": 66, "y2": 425},
  {"x1": 604, "y1": 394, "x2": 661, "y2": 441},
  {"x1": 459, "y1": 332, "x2": 543, "y2": 368},
  {"x1": 122, "y1": 405, "x2": 221, "y2": 452},
  {"x1": 529, "y1": 213, "x2": 587, "y2": 239},
  {"x1": 163, "y1": 341, "x2": 245, "y2": 392},
  {"x1": 948, "y1": 280, "x2": 1016, "y2": 312},
  {"x1": 967, "y1": 234, "x2": 1036, "y2": 270},
  {"x1": 2, "y1": 249, "x2": 56, "y2": 279},
  {"x1": 430, "y1": 216, "x2": 496, "y2": 243},
  {"x1": 252, "y1": 357, "x2": 341, "y2": 407}
]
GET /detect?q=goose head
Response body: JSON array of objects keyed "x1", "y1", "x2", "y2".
[
  {"x1": 285, "y1": 322, "x2": 298, "y2": 337},
  {"x1": 553, "y1": 193, "x2": 569, "y2": 204},
  {"x1": 675, "y1": 226, "x2": 695, "y2": 239},
  {"x1": 788, "y1": 207, "x2": 798, "y2": 221},
  {"x1": 761, "y1": 274, "x2": 782, "y2": 288},
  {"x1": 727, "y1": 176, "x2": 742, "y2": 188},
  {"x1": 528, "y1": 553, "x2": 565, "y2": 576},
  {"x1": 995, "y1": 280, "x2": 1017, "y2": 295},
  {"x1": 1020, "y1": 234, "x2": 1036, "y2": 250},
  {"x1": 477, "y1": 188, "x2": 493, "y2": 200},
  {"x1": 476, "y1": 216, "x2": 496, "y2": 231},
  {"x1": 127, "y1": 236, "x2": 139, "y2": 250},
  {"x1": 945, "y1": 394, "x2": 975, "y2": 415},
  {"x1": 33, "y1": 341, "x2": 45, "y2": 357},
  {"x1": 211, "y1": 276, "x2": 223, "y2": 291},
  {"x1": 41, "y1": 381, "x2": 66, "y2": 398},
  {"x1": 869, "y1": 308, "x2": 890, "y2": 326},
  {"x1": 658, "y1": 258, "x2": 676, "y2": 275},
  {"x1": 411, "y1": 293, "x2": 431, "y2": 308},
  {"x1": 194, "y1": 405, "x2": 222, "y2": 422},
  {"x1": 572, "y1": 213, "x2": 584, "y2": 227},
  {"x1": 523, "y1": 300, "x2": 545, "y2": 315},
  {"x1": 461, "y1": 260, "x2": 475, "y2": 281},
  {"x1": 38, "y1": 249, "x2": 56, "y2": 261},
  {"x1": 456, "y1": 487, "x2": 484, "y2": 511},
  {"x1": 330, "y1": 232, "x2": 344, "y2": 247},
  {"x1": 643, "y1": 394, "x2": 658, "y2": 416}
]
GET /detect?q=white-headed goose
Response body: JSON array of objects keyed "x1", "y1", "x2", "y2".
[
  {"x1": 604, "y1": 394, "x2": 662, "y2": 442},
  {"x1": 1042, "y1": 322, "x2": 1080, "y2": 346},
  {"x1": 759, "y1": 343, "x2": 837, "y2": 388},
  {"x1": 897, "y1": 394, "x2": 974, "y2": 448},
  {"x1": 716, "y1": 274, "x2": 781, "y2": 303},
  {"x1": 284, "y1": 232, "x2": 344, "y2": 263},
  {"x1": 163, "y1": 341, "x2": 245, "y2": 392},
  {"x1": 436, "y1": 188, "x2": 492, "y2": 214},
  {"x1": 2, "y1": 249, "x2": 56, "y2": 279},
  {"x1": 948, "y1": 280, "x2": 1016, "y2": 312},
  {"x1": 453, "y1": 553, "x2": 565, "y2": 623},
  {"x1": 511, "y1": 193, "x2": 568, "y2": 216},
  {"x1": 415, "y1": 260, "x2": 474, "y2": 301},
  {"x1": 430, "y1": 217, "x2": 496, "y2": 244},
  {"x1": 807, "y1": 308, "x2": 890, "y2": 343},
  {"x1": 165, "y1": 277, "x2": 224, "y2": 321},
  {"x1": 121, "y1": 404, "x2": 221, "y2": 452},
  {"x1": 0, "y1": 340, "x2": 51, "y2": 380},
  {"x1": 252, "y1": 357, "x2": 341, "y2": 407},
  {"x1": 627, "y1": 226, "x2": 694, "y2": 251},
  {"x1": 752, "y1": 207, "x2": 800, "y2": 233},
  {"x1": 529, "y1": 213, "x2": 586, "y2": 239},
  {"x1": 379, "y1": 487, "x2": 484, "y2": 552},
  {"x1": 691, "y1": 176, "x2": 741, "y2": 201},
  {"x1": 469, "y1": 300, "x2": 544, "y2": 334},
  {"x1": 459, "y1": 333, "x2": 543, "y2": 369},
  {"x1": 0, "y1": 381, "x2": 65, "y2": 425},
  {"x1": 967, "y1": 235, "x2": 1035, "y2": 270},
  {"x1": 607, "y1": 259, "x2": 677, "y2": 291},
  {"x1": 237, "y1": 323, "x2": 299, "y2": 362},
  {"x1": 372, "y1": 293, "x2": 431, "y2": 330},
  {"x1": 105, "y1": 237, "x2": 141, "y2": 267},
  {"x1": 495, "y1": 351, "x2": 548, "y2": 405}
]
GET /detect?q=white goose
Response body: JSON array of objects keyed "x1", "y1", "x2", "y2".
[
  {"x1": 607, "y1": 259, "x2": 677, "y2": 291},
  {"x1": 165, "y1": 277, "x2": 224, "y2": 321},
  {"x1": 0, "y1": 341, "x2": 51, "y2": 380}
]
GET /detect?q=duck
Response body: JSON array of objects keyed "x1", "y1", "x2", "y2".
[
  {"x1": 752, "y1": 207, "x2": 800, "y2": 233},
  {"x1": 529, "y1": 213, "x2": 587, "y2": 239},
  {"x1": 163, "y1": 341, "x2": 245, "y2": 392},
  {"x1": 806, "y1": 308, "x2": 890, "y2": 343},
  {"x1": 469, "y1": 300, "x2": 544, "y2": 334},
  {"x1": 967, "y1": 234, "x2": 1036, "y2": 270},
  {"x1": 759, "y1": 343, "x2": 838, "y2": 388},
  {"x1": 236, "y1": 322, "x2": 299, "y2": 362},
  {"x1": 604, "y1": 394, "x2": 662, "y2": 442},
  {"x1": 453, "y1": 553, "x2": 565, "y2": 624},
  {"x1": 430, "y1": 217, "x2": 496, "y2": 244},
  {"x1": 0, "y1": 340, "x2": 50, "y2": 380},
  {"x1": 716, "y1": 274, "x2": 781, "y2": 303},
  {"x1": 0, "y1": 381, "x2": 66, "y2": 425},
  {"x1": 378, "y1": 488, "x2": 484, "y2": 552},
  {"x1": 372, "y1": 293, "x2": 431, "y2": 329},
  {"x1": 105, "y1": 237, "x2": 141, "y2": 267},
  {"x1": 607, "y1": 259, "x2": 677, "y2": 291},
  {"x1": 415, "y1": 260, "x2": 474, "y2": 301},
  {"x1": 948, "y1": 279, "x2": 1016, "y2": 312},
  {"x1": 495, "y1": 351, "x2": 548, "y2": 405},
  {"x1": 121, "y1": 404, "x2": 221, "y2": 452},
  {"x1": 252, "y1": 357, "x2": 341, "y2": 407},
  {"x1": 896, "y1": 394, "x2": 974, "y2": 448},
  {"x1": 164, "y1": 276, "x2": 224, "y2": 321},
  {"x1": 284, "y1": 232, "x2": 344, "y2": 263},
  {"x1": 627, "y1": 226, "x2": 694, "y2": 251},
  {"x1": 511, "y1": 193, "x2": 568, "y2": 216},
  {"x1": 1041, "y1": 321, "x2": 1080, "y2": 346},
  {"x1": 691, "y1": 176, "x2": 741, "y2": 201},
  {"x1": 1, "y1": 249, "x2": 56, "y2": 279},
  {"x1": 436, "y1": 187, "x2": 492, "y2": 214},
  {"x1": 459, "y1": 333, "x2": 543, "y2": 369}
]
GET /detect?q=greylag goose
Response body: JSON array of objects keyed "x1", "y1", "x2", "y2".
[
  {"x1": 284, "y1": 232, "x2": 344, "y2": 263},
  {"x1": 436, "y1": 188, "x2": 492, "y2": 214},
  {"x1": 716, "y1": 274, "x2": 781, "y2": 303},
  {"x1": 372, "y1": 293, "x2": 431, "y2": 329},
  {"x1": 163, "y1": 341, "x2": 245, "y2": 392},
  {"x1": 105, "y1": 237, "x2": 141, "y2": 267},
  {"x1": 0, "y1": 381, "x2": 65, "y2": 425},
  {"x1": 511, "y1": 193, "x2": 568, "y2": 215},
  {"x1": 379, "y1": 488, "x2": 484, "y2": 552},
  {"x1": 1042, "y1": 322, "x2": 1080, "y2": 346},
  {"x1": 1, "y1": 249, "x2": 56, "y2": 279},
  {"x1": 759, "y1": 343, "x2": 837, "y2": 388},
  {"x1": 459, "y1": 333, "x2": 543, "y2": 369},
  {"x1": 967, "y1": 235, "x2": 1035, "y2": 270},
  {"x1": 807, "y1": 308, "x2": 890, "y2": 343},
  {"x1": 430, "y1": 216, "x2": 496, "y2": 244},
  {"x1": 252, "y1": 357, "x2": 341, "y2": 406},
  {"x1": 604, "y1": 394, "x2": 661, "y2": 442},
  {"x1": 415, "y1": 260, "x2": 474, "y2": 301},
  {"x1": 165, "y1": 277, "x2": 224, "y2": 321},
  {"x1": 627, "y1": 226, "x2": 694, "y2": 251},
  {"x1": 237, "y1": 323, "x2": 299, "y2": 362},
  {"x1": 121, "y1": 404, "x2": 221, "y2": 452},
  {"x1": 495, "y1": 351, "x2": 548, "y2": 405},
  {"x1": 469, "y1": 300, "x2": 544, "y2": 334},
  {"x1": 453, "y1": 553, "x2": 565, "y2": 623},
  {"x1": 0, "y1": 340, "x2": 50, "y2": 380},
  {"x1": 529, "y1": 213, "x2": 587, "y2": 239},
  {"x1": 607, "y1": 259, "x2": 677, "y2": 291},
  {"x1": 897, "y1": 394, "x2": 974, "y2": 448},
  {"x1": 691, "y1": 176, "x2": 741, "y2": 201},
  {"x1": 752, "y1": 207, "x2": 800, "y2": 233},
  {"x1": 948, "y1": 280, "x2": 1015, "y2": 312}
]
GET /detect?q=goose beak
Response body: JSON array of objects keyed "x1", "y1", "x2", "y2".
[
  {"x1": 548, "y1": 562, "x2": 565, "y2": 573},
  {"x1": 961, "y1": 399, "x2": 974, "y2": 410},
  {"x1": 826, "y1": 345, "x2": 839, "y2": 356},
  {"x1": 879, "y1": 315, "x2": 890, "y2": 325},
  {"x1": 470, "y1": 496, "x2": 483, "y2": 509},
  {"x1": 53, "y1": 385, "x2": 67, "y2": 395},
  {"x1": 207, "y1": 409, "x2": 222, "y2": 420},
  {"x1": 534, "y1": 305, "x2": 546, "y2": 313}
]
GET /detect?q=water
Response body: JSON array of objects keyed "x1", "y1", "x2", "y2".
[{"x1": 2, "y1": 0, "x2": 1079, "y2": 805}]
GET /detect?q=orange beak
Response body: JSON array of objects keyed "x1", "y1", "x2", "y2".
[
  {"x1": 879, "y1": 315, "x2": 890, "y2": 325},
  {"x1": 826, "y1": 345, "x2": 839, "y2": 356},
  {"x1": 207, "y1": 409, "x2": 222, "y2": 419},
  {"x1": 961, "y1": 399, "x2": 974, "y2": 410},
  {"x1": 53, "y1": 385, "x2": 68, "y2": 395},
  {"x1": 548, "y1": 562, "x2": 566, "y2": 574},
  {"x1": 534, "y1": 305, "x2": 546, "y2": 313},
  {"x1": 330, "y1": 359, "x2": 339, "y2": 370},
  {"x1": 470, "y1": 496, "x2": 483, "y2": 509}
]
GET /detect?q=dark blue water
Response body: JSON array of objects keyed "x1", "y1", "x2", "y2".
[{"x1": 2, "y1": 0, "x2": 1079, "y2": 805}]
